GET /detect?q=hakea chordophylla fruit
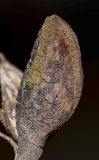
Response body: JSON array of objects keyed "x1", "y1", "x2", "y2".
[
  {"x1": 0, "y1": 53, "x2": 23, "y2": 156},
  {"x1": 16, "y1": 15, "x2": 83, "y2": 160}
]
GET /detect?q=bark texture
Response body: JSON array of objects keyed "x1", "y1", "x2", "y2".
[{"x1": 16, "y1": 15, "x2": 83, "y2": 160}]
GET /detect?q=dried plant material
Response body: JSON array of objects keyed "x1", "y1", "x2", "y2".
[
  {"x1": 0, "y1": 132, "x2": 18, "y2": 155},
  {"x1": 16, "y1": 15, "x2": 83, "y2": 160},
  {"x1": 0, "y1": 53, "x2": 23, "y2": 142}
]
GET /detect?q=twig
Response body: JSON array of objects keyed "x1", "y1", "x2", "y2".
[{"x1": 0, "y1": 132, "x2": 18, "y2": 154}]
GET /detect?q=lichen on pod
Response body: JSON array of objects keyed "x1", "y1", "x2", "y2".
[{"x1": 16, "y1": 14, "x2": 83, "y2": 160}]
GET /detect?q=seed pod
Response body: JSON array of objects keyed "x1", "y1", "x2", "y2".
[
  {"x1": 0, "y1": 53, "x2": 22, "y2": 142},
  {"x1": 16, "y1": 15, "x2": 83, "y2": 160}
]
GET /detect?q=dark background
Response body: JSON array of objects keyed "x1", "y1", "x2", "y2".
[{"x1": 0, "y1": 0, "x2": 99, "y2": 160}]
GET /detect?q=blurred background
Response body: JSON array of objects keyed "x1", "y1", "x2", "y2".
[{"x1": 0, "y1": 0, "x2": 99, "y2": 160}]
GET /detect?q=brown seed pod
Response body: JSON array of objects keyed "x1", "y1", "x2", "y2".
[{"x1": 16, "y1": 15, "x2": 83, "y2": 160}]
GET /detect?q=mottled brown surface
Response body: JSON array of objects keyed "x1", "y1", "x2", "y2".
[{"x1": 16, "y1": 15, "x2": 83, "y2": 160}]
